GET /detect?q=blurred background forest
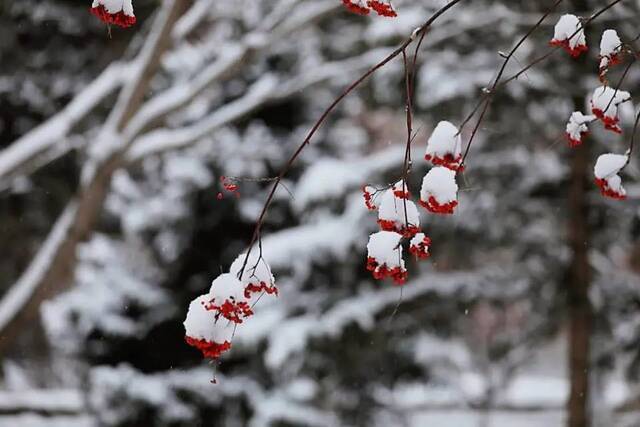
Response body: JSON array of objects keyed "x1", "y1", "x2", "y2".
[{"x1": 1, "y1": 0, "x2": 640, "y2": 426}]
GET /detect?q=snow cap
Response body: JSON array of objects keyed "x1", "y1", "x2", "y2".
[
  {"x1": 377, "y1": 188, "x2": 420, "y2": 237},
  {"x1": 229, "y1": 251, "x2": 277, "y2": 301},
  {"x1": 550, "y1": 14, "x2": 587, "y2": 57},
  {"x1": 566, "y1": 112, "x2": 595, "y2": 147},
  {"x1": 420, "y1": 167, "x2": 459, "y2": 214},
  {"x1": 425, "y1": 121, "x2": 463, "y2": 171},
  {"x1": 594, "y1": 153, "x2": 628, "y2": 200},
  {"x1": 591, "y1": 86, "x2": 631, "y2": 133},
  {"x1": 91, "y1": 0, "x2": 136, "y2": 27}
]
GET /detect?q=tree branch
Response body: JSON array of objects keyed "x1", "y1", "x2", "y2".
[{"x1": 0, "y1": 0, "x2": 189, "y2": 356}]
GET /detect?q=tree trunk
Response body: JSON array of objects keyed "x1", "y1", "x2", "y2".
[
  {"x1": 565, "y1": 3, "x2": 593, "y2": 425},
  {"x1": 567, "y1": 96, "x2": 593, "y2": 427},
  {"x1": 0, "y1": 0, "x2": 191, "y2": 358}
]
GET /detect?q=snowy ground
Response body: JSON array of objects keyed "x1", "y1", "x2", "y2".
[{"x1": 2, "y1": 411, "x2": 639, "y2": 427}]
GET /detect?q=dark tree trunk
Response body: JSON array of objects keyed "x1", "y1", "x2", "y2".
[
  {"x1": 565, "y1": 3, "x2": 592, "y2": 425},
  {"x1": 567, "y1": 98, "x2": 593, "y2": 427}
]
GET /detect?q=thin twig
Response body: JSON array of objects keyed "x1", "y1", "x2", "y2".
[
  {"x1": 460, "y1": 0, "x2": 626, "y2": 165},
  {"x1": 603, "y1": 56, "x2": 636, "y2": 113},
  {"x1": 627, "y1": 109, "x2": 640, "y2": 161},
  {"x1": 460, "y1": 0, "x2": 565, "y2": 164},
  {"x1": 237, "y1": 0, "x2": 466, "y2": 278},
  {"x1": 401, "y1": 49, "x2": 413, "y2": 228}
]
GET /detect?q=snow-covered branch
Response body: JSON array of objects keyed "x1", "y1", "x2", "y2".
[
  {"x1": 0, "y1": 203, "x2": 77, "y2": 339},
  {"x1": 127, "y1": 48, "x2": 390, "y2": 161},
  {"x1": 0, "y1": 0, "x2": 188, "y2": 354},
  {"x1": 0, "y1": 389, "x2": 83, "y2": 415},
  {"x1": 123, "y1": 1, "x2": 338, "y2": 143},
  {"x1": 0, "y1": 63, "x2": 128, "y2": 188},
  {"x1": 0, "y1": 0, "x2": 215, "y2": 189}
]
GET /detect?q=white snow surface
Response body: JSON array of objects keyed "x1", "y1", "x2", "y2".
[
  {"x1": 565, "y1": 112, "x2": 595, "y2": 141},
  {"x1": 420, "y1": 167, "x2": 458, "y2": 204},
  {"x1": 594, "y1": 153, "x2": 628, "y2": 196},
  {"x1": 41, "y1": 234, "x2": 170, "y2": 351},
  {"x1": 92, "y1": 0, "x2": 134, "y2": 16},
  {"x1": 552, "y1": 14, "x2": 586, "y2": 49},
  {"x1": 0, "y1": 389, "x2": 83, "y2": 413},
  {"x1": 591, "y1": 86, "x2": 631, "y2": 117},
  {"x1": 366, "y1": 231, "x2": 404, "y2": 268},
  {"x1": 0, "y1": 203, "x2": 77, "y2": 333},
  {"x1": 183, "y1": 294, "x2": 234, "y2": 343},
  {"x1": 594, "y1": 153, "x2": 628, "y2": 179},
  {"x1": 0, "y1": 415, "x2": 94, "y2": 427},
  {"x1": 425, "y1": 120, "x2": 462, "y2": 160},
  {"x1": 600, "y1": 29, "x2": 622, "y2": 59},
  {"x1": 230, "y1": 251, "x2": 276, "y2": 287},
  {"x1": 209, "y1": 273, "x2": 246, "y2": 304},
  {"x1": 410, "y1": 232, "x2": 429, "y2": 248},
  {"x1": 88, "y1": 365, "x2": 338, "y2": 427},
  {"x1": 0, "y1": 62, "x2": 127, "y2": 185},
  {"x1": 377, "y1": 189, "x2": 420, "y2": 229},
  {"x1": 293, "y1": 146, "x2": 405, "y2": 211}
]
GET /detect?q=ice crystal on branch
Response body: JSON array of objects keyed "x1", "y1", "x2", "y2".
[
  {"x1": 591, "y1": 86, "x2": 631, "y2": 134},
  {"x1": 425, "y1": 121, "x2": 463, "y2": 171},
  {"x1": 550, "y1": 14, "x2": 587, "y2": 58},
  {"x1": 566, "y1": 112, "x2": 596, "y2": 147},
  {"x1": 366, "y1": 231, "x2": 408, "y2": 285},
  {"x1": 420, "y1": 167, "x2": 459, "y2": 215},
  {"x1": 594, "y1": 153, "x2": 628, "y2": 200},
  {"x1": 90, "y1": 0, "x2": 136, "y2": 28}
]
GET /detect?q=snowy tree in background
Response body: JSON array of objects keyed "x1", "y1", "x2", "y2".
[{"x1": 0, "y1": 1, "x2": 639, "y2": 427}]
